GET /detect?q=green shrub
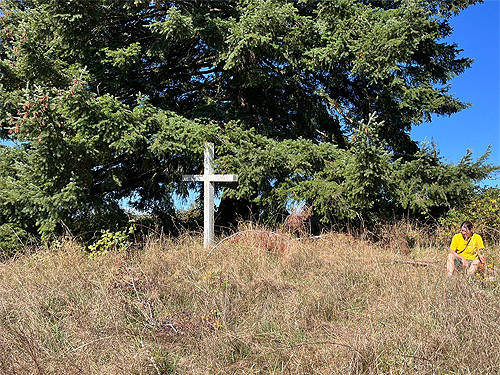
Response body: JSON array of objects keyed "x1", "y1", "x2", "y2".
[{"x1": 440, "y1": 187, "x2": 500, "y2": 245}]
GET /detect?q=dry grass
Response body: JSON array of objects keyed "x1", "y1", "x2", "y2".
[{"x1": 1, "y1": 228, "x2": 500, "y2": 374}]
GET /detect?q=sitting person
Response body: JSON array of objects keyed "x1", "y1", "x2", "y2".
[{"x1": 447, "y1": 221, "x2": 485, "y2": 277}]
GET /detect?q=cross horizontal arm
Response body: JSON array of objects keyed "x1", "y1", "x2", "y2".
[
  {"x1": 210, "y1": 174, "x2": 238, "y2": 182},
  {"x1": 182, "y1": 175, "x2": 204, "y2": 182}
]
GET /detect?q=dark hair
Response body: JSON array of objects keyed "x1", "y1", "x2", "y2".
[{"x1": 461, "y1": 221, "x2": 473, "y2": 231}]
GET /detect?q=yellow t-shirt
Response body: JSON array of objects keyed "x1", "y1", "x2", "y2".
[{"x1": 450, "y1": 233, "x2": 485, "y2": 261}]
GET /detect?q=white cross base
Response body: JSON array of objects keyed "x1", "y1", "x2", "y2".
[{"x1": 182, "y1": 143, "x2": 238, "y2": 248}]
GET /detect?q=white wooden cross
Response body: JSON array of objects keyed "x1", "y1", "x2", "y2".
[{"x1": 182, "y1": 143, "x2": 238, "y2": 248}]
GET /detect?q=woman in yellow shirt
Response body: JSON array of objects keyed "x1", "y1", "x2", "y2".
[{"x1": 447, "y1": 221, "x2": 485, "y2": 277}]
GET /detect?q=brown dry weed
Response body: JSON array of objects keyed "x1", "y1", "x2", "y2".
[{"x1": 0, "y1": 229, "x2": 499, "y2": 374}]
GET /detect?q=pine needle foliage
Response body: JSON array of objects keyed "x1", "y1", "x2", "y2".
[{"x1": 0, "y1": 0, "x2": 497, "y2": 251}]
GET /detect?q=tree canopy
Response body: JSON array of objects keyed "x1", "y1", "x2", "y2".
[{"x1": 0, "y1": 0, "x2": 497, "y2": 251}]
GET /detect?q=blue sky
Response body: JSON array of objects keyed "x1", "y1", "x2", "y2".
[{"x1": 410, "y1": 0, "x2": 500, "y2": 187}]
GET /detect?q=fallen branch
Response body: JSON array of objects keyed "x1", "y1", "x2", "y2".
[
  {"x1": 391, "y1": 259, "x2": 438, "y2": 267},
  {"x1": 482, "y1": 225, "x2": 500, "y2": 235},
  {"x1": 296, "y1": 234, "x2": 328, "y2": 241}
]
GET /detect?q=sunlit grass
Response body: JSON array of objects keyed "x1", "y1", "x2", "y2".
[{"x1": 0, "y1": 227, "x2": 499, "y2": 374}]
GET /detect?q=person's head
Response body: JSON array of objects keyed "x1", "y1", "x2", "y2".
[{"x1": 460, "y1": 221, "x2": 473, "y2": 239}]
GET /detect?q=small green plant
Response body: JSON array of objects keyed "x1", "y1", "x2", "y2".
[
  {"x1": 203, "y1": 270, "x2": 229, "y2": 293},
  {"x1": 201, "y1": 309, "x2": 224, "y2": 331},
  {"x1": 88, "y1": 229, "x2": 131, "y2": 258}
]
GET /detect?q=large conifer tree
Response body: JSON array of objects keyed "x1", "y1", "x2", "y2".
[{"x1": 0, "y1": 0, "x2": 495, "y2": 249}]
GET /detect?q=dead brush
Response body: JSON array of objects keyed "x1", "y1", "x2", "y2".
[
  {"x1": 213, "y1": 222, "x2": 291, "y2": 257},
  {"x1": 375, "y1": 220, "x2": 436, "y2": 255},
  {"x1": 282, "y1": 204, "x2": 313, "y2": 237},
  {"x1": 1, "y1": 229, "x2": 500, "y2": 374}
]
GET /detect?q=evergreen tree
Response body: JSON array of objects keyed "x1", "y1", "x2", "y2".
[{"x1": 0, "y1": 0, "x2": 496, "y2": 250}]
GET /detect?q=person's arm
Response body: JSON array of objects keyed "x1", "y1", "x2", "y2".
[
  {"x1": 477, "y1": 247, "x2": 486, "y2": 264},
  {"x1": 476, "y1": 234, "x2": 486, "y2": 264}
]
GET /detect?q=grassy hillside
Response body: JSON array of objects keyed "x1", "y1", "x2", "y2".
[{"x1": 1, "y1": 228, "x2": 499, "y2": 374}]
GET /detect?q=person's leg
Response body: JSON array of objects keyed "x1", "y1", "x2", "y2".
[
  {"x1": 467, "y1": 259, "x2": 480, "y2": 276},
  {"x1": 447, "y1": 253, "x2": 456, "y2": 277}
]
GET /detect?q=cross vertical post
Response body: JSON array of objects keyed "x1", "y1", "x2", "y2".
[
  {"x1": 182, "y1": 143, "x2": 238, "y2": 248},
  {"x1": 203, "y1": 143, "x2": 215, "y2": 249}
]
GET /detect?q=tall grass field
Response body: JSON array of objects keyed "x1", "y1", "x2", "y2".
[{"x1": 1, "y1": 226, "x2": 499, "y2": 374}]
